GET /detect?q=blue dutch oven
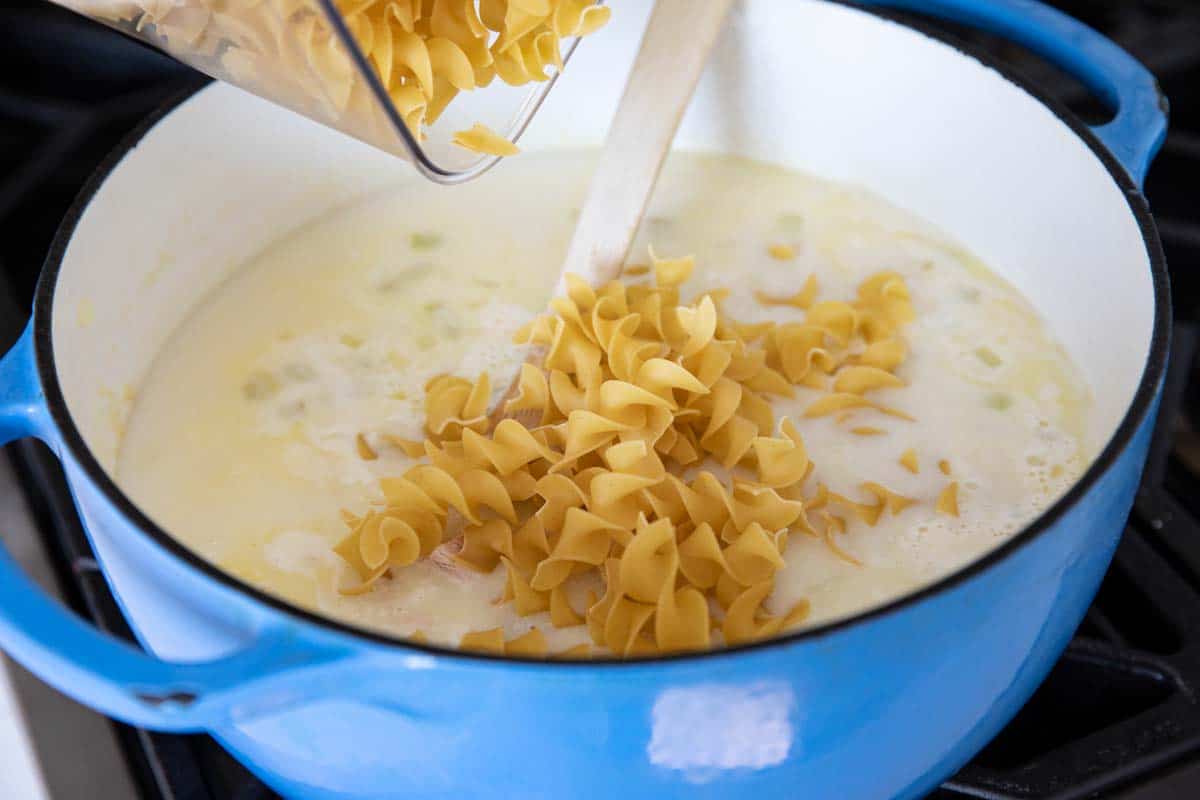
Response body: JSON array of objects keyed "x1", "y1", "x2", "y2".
[{"x1": 0, "y1": 0, "x2": 1170, "y2": 797}]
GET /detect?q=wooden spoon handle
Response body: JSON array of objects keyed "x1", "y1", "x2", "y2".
[{"x1": 557, "y1": 0, "x2": 736, "y2": 293}]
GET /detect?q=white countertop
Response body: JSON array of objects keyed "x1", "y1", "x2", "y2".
[
  {"x1": 0, "y1": 455, "x2": 137, "y2": 800},
  {"x1": 0, "y1": 657, "x2": 49, "y2": 800}
]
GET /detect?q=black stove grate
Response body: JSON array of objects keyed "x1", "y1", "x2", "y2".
[{"x1": 2, "y1": 2, "x2": 1199, "y2": 798}]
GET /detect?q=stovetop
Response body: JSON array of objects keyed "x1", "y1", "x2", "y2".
[{"x1": 1, "y1": 2, "x2": 1199, "y2": 798}]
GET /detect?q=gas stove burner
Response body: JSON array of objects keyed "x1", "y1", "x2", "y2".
[{"x1": 1, "y1": 2, "x2": 1200, "y2": 798}]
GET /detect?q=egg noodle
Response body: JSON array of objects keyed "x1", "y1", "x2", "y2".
[
  {"x1": 334, "y1": 253, "x2": 960, "y2": 657},
  {"x1": 81, "y1": 0, "x2": 610, "y2": 151}
]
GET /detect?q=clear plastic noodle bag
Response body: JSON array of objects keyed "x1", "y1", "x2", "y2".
[{"x1": 58, "y1": 1, "x2": 609, "y2": 182}]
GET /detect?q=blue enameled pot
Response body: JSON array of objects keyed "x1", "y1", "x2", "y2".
[{"x1": 0, "y1": 1, "x2": 1170, "y2": 797}]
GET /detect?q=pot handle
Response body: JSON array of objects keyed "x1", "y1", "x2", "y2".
[
  {"x1": 0, "y1": 321, "x2": 350, "y2": 732},
  {"x1": 865, "y1": 0, "x2": 1168, "y2": 187}
]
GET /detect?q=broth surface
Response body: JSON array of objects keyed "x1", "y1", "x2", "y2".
[{"x1": 117, "y1": 151, "x2": 1090, "y2": 650}]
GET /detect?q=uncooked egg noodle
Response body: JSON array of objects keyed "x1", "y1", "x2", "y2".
[
  {"x1": 83, "y1": 0, "x2": 610, "y2": 148},
  {"x1": 333, "y1": 252, "x2": 966, "y2": 656},
  {"x1": 451, "y1": 122, "x2": 522, "y2": 155}
]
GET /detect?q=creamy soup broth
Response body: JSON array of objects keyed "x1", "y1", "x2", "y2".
[{"x1": 116, "y1": 151, "x2": 1091, "y2": 651}]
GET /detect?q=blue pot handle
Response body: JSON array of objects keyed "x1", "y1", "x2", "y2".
[
  {"x1": 0, "y1": 321, "x2": 351, "y2": 731},
  {"x1": 864, "y1": 0, "x2": 1168, "y2": 186}
]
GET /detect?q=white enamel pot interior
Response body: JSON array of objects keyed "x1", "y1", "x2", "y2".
[{"x1": 48, "y1": 0, "x2": 1158, "y2": 666}]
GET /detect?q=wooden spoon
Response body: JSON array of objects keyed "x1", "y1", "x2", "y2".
[{"x1": 557, "y1": 0, "x2": 737, "y2": 293}]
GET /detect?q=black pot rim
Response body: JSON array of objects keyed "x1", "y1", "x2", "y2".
[{"x1": 30, "y1": 2, "x2": 1171, "y2": 667}]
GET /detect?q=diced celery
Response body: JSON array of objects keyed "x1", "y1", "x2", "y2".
[
  {"x1": 974, "y1": 346, "x2": 1002, "y2": 368},
  {"x1": 410, "y1": 232, "x2": 442, "y2": 251},
  {"x1": 985, "y1": 391, "x2": 1012, "y2": 411},
  {"x1": 241, "y1": 370, "x2": 279, "y2": 401},
  {"x1": 776, "y1": 213, "x2": 805, "y2": 231}
]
